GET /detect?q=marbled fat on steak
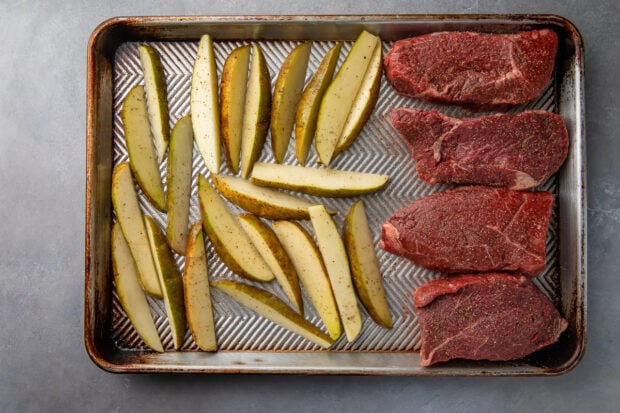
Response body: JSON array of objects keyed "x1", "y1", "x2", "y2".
[
  {"x1": 384, "y1": 29, "x2": 558, "y2": 108},
  {"x1": 390, "y1": 109, "x2": 569, "y2": 190},
  {"x1": 414, "y1": 273, "x2": 568, "y2": 366},
  {"x1": 379, "y1": 186, "x2": 553, "y2": 276}
]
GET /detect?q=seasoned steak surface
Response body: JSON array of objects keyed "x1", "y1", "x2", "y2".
[
  {"x1": 379, "y1": 186, "x2": 553, "y2": 276},
  {"x1": 390, "y1": 109, "x2": 569, "y2": 189},
  {"x1": 384, "y1": 29, "x2": 558, "y2": 108},
  {"x1": 414, "y1": 273, "x2": 568, "y2": 366}
]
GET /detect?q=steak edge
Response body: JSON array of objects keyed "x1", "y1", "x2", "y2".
[
  {"x1": 414, "y1": 273, "x2": 568, "y2": 366},
  {"x1": 379, "y1": 186, "x2": 553, "y2": 276},
  {"x1": 390, "y1": 109, "x2": 569, "y2": 190},
  {"x1": 384, "y1": 29, "x2": 558, "y2": 108}
]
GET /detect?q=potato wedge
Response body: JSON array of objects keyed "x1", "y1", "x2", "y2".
[
  {"x1": 144, "y1": 216, "x2": 187, "y2": 350},
  {"x1": 122, "y1": 85, "x2": 166, "y2": 211},
  {"x1": 138, "y1": 44, "x2": 170, "y2": 163},
  {"x1": 183, "y1": 222, "x2": 217, "y2": 351},
  {"x1": 237, "y1": 214, "x2": 303, "y2": 314},
  {"x1": 211, "y1": 173, "x2": 332, "y2": 220},
  {"x1": 344, "y1": 200, "x2": 392, "y2": 328},
  {"x1": 166, "y1": 115, "x2": 194, "y2": 255},
  {"x1": 272, "y1": 221, "x2": 342, "y2": 340},
  {"x1": 335, "y1": 41, "x2": 382, "y2": 155},
  {"x1": 309, "y1": 205, "x2": 362, "y2": 342},
  {"x1": 191, "y1": 34, "x2": 221, "y2": 173},
  {"x1": 197, "y1": 175, "x2": 274, "y2": 282},
  {"x1": 111, "y1": 222, "x2": 164, "y2": 352},
  {"x1": 220, "y1": 45, "x2": 250, "y2": 173},
  {"x1": 250, "y1": 162, "x2": 389, "y2": 197},
  {"x1": 240, "y1": 44, "x2": 271, "y2": 178},
  {"x1": 295, "y1": 43, "x2": 342, "y2": 166},
  {"x1": 315, "y1": 31, "x2": 380, "y2": 165},
  {"x1": 211, "y1": 279, "x2": 333, "y2": 349},
  {"x1": 111, "y1": 163, "x2": 162, "y2": 298},
  {"x1": 271, "y1": 42, "x2": 312, "y2": 163}
]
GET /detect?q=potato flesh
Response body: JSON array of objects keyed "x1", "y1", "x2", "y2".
[
  {"x1": 212, "y1": 280, "x2": 333, "y2": 349},
  {"x1": 220, "y1": 45, "x2": 250, "y2": 173},
  {"x1": 144, "y1": 216, "x2": 187, "y2": 350},
  {"x1": 315, "y1": 31, "x2": 380, "y2": 165},
  {"x1": 198, "y1": 175, "x2": 274, "y2": 282},
  {"x1": 271, "y1": 42, "x2": 312, "y2": 163},
  {"x1": 122, "y1": 85, "x2": 166, "y2": 211},
  {"x1": 111, "y1": 163, "x2": 162, "y2": 298},
  {"x1": 138, "y1": 45, "x2": 170, "y2": 163},
  {"x1": 183, "y1": 223, "x2": 217, "y2": 351},
  {"x1": 272, "y1": 221, "x2": 342, "y2": 340},
  {"x1": 112, "y1": 222, "x2": 164, "y2": 352},
  {"x1": 250, "y1": 162, "x2": 389, "y2": 197},
  {"x1": 166, "y1": 115, "x2": 194, "y2": 255},
  {"x1": 309, "y1": 205, "x2": 362, "y2": 342},
  {"x1": 344, "y1": 200, "x2": 393, "y2": 328},
  {"x1": 295, "y1": 43, "x2": 342, "y2": 166},
  {"x1": 191, "y1": 34, "x2": 221, "y2": 173}
]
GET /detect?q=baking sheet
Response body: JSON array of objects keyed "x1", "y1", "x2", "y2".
[{"x1": 85, "y1": 15, "x2": 586, "y2": 374}]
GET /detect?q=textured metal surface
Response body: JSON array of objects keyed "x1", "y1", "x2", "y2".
[
  {"x1": 86, "y1": 15, "x2": 585, "y2": 374},
  {"x1": 112, "y1": 38, "x2": 560, "y2": 352}
]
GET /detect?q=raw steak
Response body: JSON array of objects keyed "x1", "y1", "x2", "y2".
[
  {"x1": 384, "y1": 29, "x2": 558, "y2": 108},
  {"x1": 379, "y1": 186, "x2": 553, "y2": 276},
  {"x1": 390, "y1": 109, "x2": 569, "y2": 190},
  {"x1": 414, "y1": 273, "x2": 568, "y2": 366}
]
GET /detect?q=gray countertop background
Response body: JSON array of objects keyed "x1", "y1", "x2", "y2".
[{"x1": 1, "y1": 1, "x2": 618, "y2": 411}]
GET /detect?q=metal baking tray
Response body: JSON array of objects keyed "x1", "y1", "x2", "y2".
[{"x1": 85, "y1": 15, "x2": 586, "y2": 375}]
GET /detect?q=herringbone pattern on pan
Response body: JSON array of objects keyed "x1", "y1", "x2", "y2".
[{"x1": 111, "y1": 40, "x2": 560, "y2": 352}]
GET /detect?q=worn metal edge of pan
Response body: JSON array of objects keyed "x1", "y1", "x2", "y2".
[{"x1": 85, "y1": 14, "x2": 586, "y2": 375}]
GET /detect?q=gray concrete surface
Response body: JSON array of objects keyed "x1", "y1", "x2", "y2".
[{"x1": 0, "y1": 1, "x2": 618, "y2": 411}]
